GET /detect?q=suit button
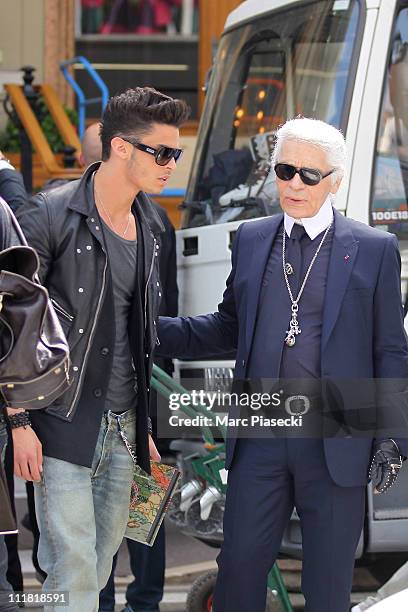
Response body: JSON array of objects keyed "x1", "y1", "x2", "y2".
[
  {"x1": 242, "y1": 359, "x2": 245, "y2": 367},
  {"x1": 94, "y1": 388, "x2": 102, "y2": 398},
  {"x1": 101, "y1": 347, "x2": 109, "y2": 356}
]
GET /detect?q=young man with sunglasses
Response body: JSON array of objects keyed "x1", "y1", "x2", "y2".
[
  {"x1": 158, "y1": 117, "x2": 408, "y2": 612},
  {"x1": 15, "y1": 87, "x2": 190, "y2": 612}
]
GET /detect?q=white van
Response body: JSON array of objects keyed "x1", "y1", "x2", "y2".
[{"x1": 174, "y1": 0, "x2": 408, "y2": 575}]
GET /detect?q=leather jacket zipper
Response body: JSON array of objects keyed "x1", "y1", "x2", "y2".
[
  {"x1": 144, "y1": 237, "x2": 156, "y2": 331},
  {"x1": 66, "y1": 254, "x2": 108, "y2": 418},
  {"x1": 51, "y1": 298, "x2": 74, "y2": 322}
]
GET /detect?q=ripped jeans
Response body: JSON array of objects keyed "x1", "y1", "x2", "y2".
[{"x1": 34, "y1": 408, "x2": 136, "y2": 612}]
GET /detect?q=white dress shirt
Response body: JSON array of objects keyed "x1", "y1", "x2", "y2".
[
  {"x1": 0, "y1": 160, "x2": 15, "y2": 172},
  {"x1": 284, "y1": 196, "x2": 334, "y2": 240}
]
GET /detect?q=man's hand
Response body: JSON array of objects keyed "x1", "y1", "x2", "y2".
[
  {"x1": 369, "y1": 439, "x2": 403, "y2": 494},
  {"x1": 12, "y1": 426, "x2": 43, "y2": 482},
  {"x1": 148, "y1": 434, "x2": 161, "y2": 462}
]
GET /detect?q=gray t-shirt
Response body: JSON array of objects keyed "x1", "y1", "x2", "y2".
[{"x1": 101, "y1": 218, "x2": 138, "y2": 413}]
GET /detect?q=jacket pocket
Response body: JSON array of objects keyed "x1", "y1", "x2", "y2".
[
  {"x1": 50, "y1": 298, "x2": 74, "y2": 322},
  {"x1": 44, "y1": 403, "x2": 73, "y2": 422},
  {"x1": 50, "y1": 298, "x2": 74, "y2": 337}
]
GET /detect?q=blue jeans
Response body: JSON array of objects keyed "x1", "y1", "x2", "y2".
[
  {"x1": 0, "y1": 415, "x2": 19, "y2": 612},
  {"x1": 34, "y1": 409, "x2": 136, "y2": 612},
  {"x1": 99, "y1": 524, "x2": 165, "y2": 612}
]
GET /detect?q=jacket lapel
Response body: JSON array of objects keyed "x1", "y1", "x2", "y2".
[
  {"x1": 322, "y1": 209, "x2": 359, "y2": 349},
  {"x1": 245, "y1": 214, "x2": 283, "y2": 349}
]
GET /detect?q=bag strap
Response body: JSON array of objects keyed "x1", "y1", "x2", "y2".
[
  {"x1": 0, "y1": 198, "x2": 12, "y2": 251},
  {"x1": 0, "y1": 198, "x2": 43, "y2": 284}
]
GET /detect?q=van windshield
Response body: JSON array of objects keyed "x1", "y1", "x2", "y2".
[
  {"x1": 182, "y1": 0, "x2": 361, "y2": 228},
  {"x1": 370, "y1": 4, "x2": 408, "y2": 237}
]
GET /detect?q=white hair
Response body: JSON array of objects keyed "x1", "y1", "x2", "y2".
[{"x1": 271, "y1": 117, "x2": 347, "y2": 183}]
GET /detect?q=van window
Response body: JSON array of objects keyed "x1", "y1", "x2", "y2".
[
  {"x1": 371, "y1": 4, "x2": 408, "y2": 236},
  {"x1": 183, "y1": 0, "x2": 361, "y2": 228}
]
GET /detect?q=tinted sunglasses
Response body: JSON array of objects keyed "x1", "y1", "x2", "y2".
[
  {"x1": 274, "y1": 163, "x2": 335, "y2": 186},
  {"x1": 122, "y1": 137, "x2": 183, "y2": 166}
]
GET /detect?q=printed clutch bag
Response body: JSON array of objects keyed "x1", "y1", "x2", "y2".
[{"x1": 125, "y1": 461, "x2": 180, "y2": 547}]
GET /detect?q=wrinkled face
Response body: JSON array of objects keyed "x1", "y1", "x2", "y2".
[
  {"x1": 124, "y1": 122, "x2": 181, "y2": 194},
  {"x1": 275, "y1": 140, "x2": 342, "y2": 218}
]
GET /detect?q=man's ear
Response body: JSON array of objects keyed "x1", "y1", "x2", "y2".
[
  {"x1": 330, "y1": 174, "x2": 343, "y2": 195},
  {"x1": 110, "y1": 137, "x2": 130, "y2": 160}
]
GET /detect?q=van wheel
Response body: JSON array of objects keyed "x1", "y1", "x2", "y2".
[
  {"x1": 186, "y1": 570, "x2": 217, "y2": 612},
  {"x1": 185, "y1": 570, "x2": 285, "y2": 612}
]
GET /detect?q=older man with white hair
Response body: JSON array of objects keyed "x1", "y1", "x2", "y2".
[{"x1": 158, "y1": 117, "x2": 408, "y2": 612}]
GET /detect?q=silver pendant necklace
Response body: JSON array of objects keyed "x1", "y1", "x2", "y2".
[
  {"x1": 282, "y1": 222, "x2": 332, "y2": 347},
  {"x1": 94, "y1": 185, "x2": 132, "y2": 238},
  {"x1": 285, "y1": 262, "x2": 294, "y2": 276}
]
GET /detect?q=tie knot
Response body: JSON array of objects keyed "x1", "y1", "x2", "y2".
[{"x1": 289, "y1": 223, "x2": 306, "y2": 242}]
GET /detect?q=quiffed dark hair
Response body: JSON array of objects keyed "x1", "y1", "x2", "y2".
[{"x1": 100, "y1": 87, "x2": 191, "y2": 160}]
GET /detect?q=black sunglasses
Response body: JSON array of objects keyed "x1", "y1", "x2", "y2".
[
  {"x1": 274, "y1": 163, "x2": 335, "y2": 186},
  {"x1": 122, "y1": 137, "x2": 183, "y2": 166}
]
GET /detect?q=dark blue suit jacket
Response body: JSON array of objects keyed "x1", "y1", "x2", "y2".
[{"x1": 159, "y1": 210, "x2": 408, "y2": 486}]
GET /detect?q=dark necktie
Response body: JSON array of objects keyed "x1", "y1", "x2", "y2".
[
  {"x1": 279, "y1": 223, "x2": 307, "y2": 384},
  {"x1": 286, "y1": 223, "x2": 306, "y2": 295}
]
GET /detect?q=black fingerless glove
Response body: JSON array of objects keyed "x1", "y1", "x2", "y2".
[{"x1": 369, "y1": 438, "x2": 403, "y2": 494}]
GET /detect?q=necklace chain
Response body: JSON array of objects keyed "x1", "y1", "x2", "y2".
[
  {"x1": 282, "y1": 222, "x2": 332, "y2": 346},
  {"x1": 94, "y1": 185, "x2": 132, "y2": 238}
]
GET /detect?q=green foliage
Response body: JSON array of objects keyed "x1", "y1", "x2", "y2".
[
  {"x1": 0, "y1": 97, "x2": 78, "y2": 153},
  {"x1": 0, "y1": 121, "x2": 20, "y2": 152}
]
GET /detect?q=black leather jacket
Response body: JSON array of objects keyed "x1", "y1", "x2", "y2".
[{"x1": 17, "y1": 163, "x2": 164, "y2": 472}]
